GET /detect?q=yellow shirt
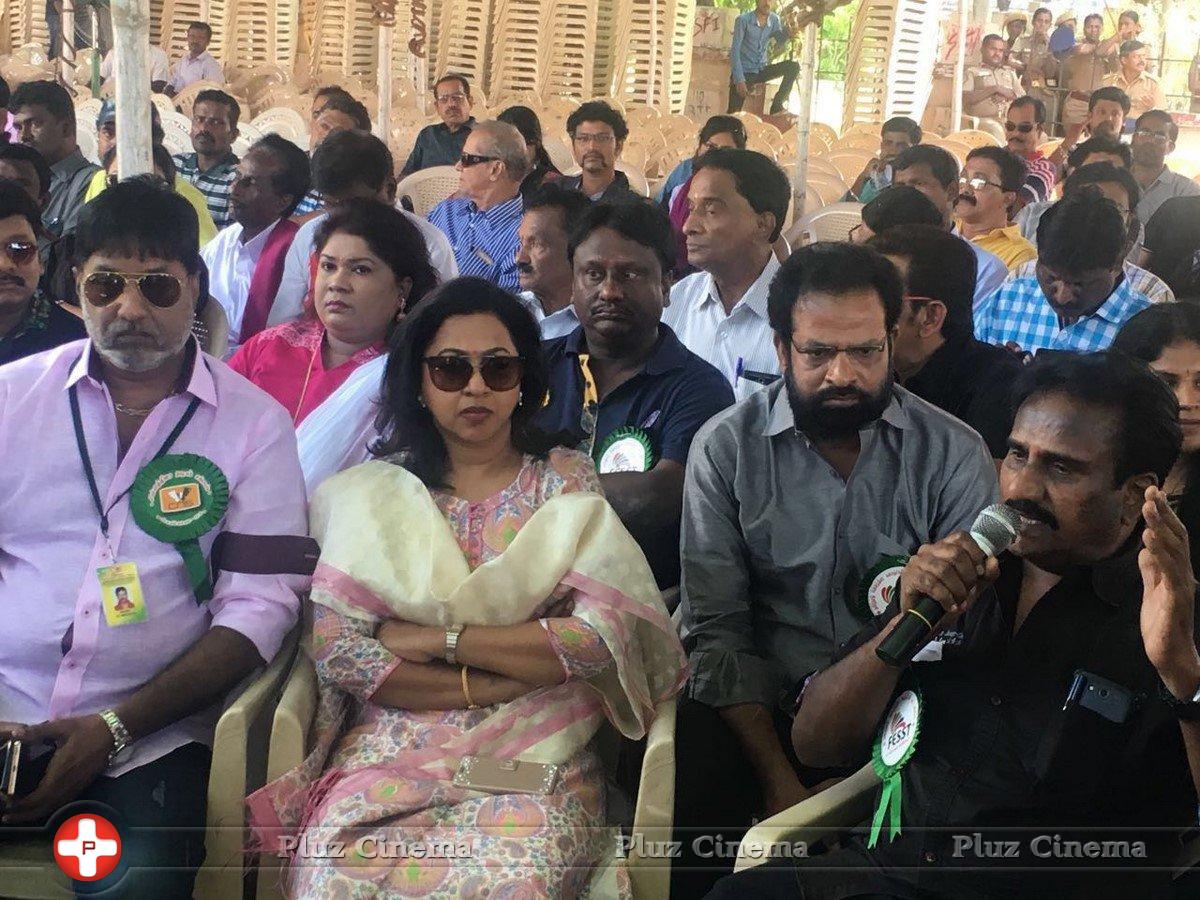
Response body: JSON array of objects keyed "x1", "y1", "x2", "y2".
[
  {"x1": 83, "y1": 169, "x2": 218, "y2": 247},
  {"x1": 970, "y1": 225, "x2": 1038, "y2": 271}
]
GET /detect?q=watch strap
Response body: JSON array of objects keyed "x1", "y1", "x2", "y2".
[
  {"x1": 444, "y1": 624, "x2": 464, "y2": 665},
  {"x1": 1158, "y1": 680, "x2": 1200, "y2": 720}
]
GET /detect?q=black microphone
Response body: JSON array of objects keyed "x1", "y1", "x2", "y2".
[{"x1": 875, "y1": 504, "x2": 1021, "y2": 668}]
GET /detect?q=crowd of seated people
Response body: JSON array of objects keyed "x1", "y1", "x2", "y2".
[{"x1": 2, "y1": 57, "x2": 1200, "y2": 900}]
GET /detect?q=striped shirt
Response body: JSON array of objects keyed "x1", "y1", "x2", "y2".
[
  {"x1": 975, "y1": 274, "x2": 1152, "y2": 354},
  {"x1": 173, "y1": 151, "x2": 239, "y2": 229},
  {"x1": 1011, "y1": 258, "x2": 1175, "y2": 305},
  {"x1": 664, "y1": 252, "x2": 781, "y2": 403},
  {"x1": 427, "y1": 194, "x2": 523, "y2": 290}
]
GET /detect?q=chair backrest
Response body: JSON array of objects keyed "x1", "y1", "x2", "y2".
[
  {"x1": 396, "y1": 165, "x2": 462, "y2": 218},
  {"x1": 251, "y1": 106, "x2": 309, "y2": 146},
  {"x1": 797, "y1": 201, "x2": 864, "y2": 244},
  {"x1": 616, "y1": 161, "x2": 650, "y2": 197},
  {"x1": 821, "y1": 151, "x2": 872, "y2": 185},
  {"x1": 160, "y1": 110, "x2": 194, "y2": 157},
  {"x1": 543, "y1": 135, "x2": 580, "y2": 176},
  {"x1": 945, "y1": 129, "x2": 1001, "y2": 149}
]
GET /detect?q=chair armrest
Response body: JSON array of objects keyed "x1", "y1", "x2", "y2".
[
  {"x1": 734, "y1": 763, "x2": 879, "y2": 873},
  {"x1": 627, "y1": 697, "x2": 677, "y2": 899},
  {"x1": 194, "y1": 627, "x2": 299, "y2": 900},
  {"x1": 266, "y1": 652, "x2": 319, "y2": 781}
]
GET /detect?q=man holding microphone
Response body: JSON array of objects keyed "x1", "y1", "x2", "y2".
[{"x1": 710, "y1": 351, "x2": 1200, "y2": 899}]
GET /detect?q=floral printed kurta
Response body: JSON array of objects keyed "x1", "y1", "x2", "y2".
[{"x1": 293, "y1": 449, "x2": 625, "y2": 899}]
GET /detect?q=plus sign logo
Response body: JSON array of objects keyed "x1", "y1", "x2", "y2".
[{"x1": 53, "y1": 814, "x2": 122, "y2": 881}]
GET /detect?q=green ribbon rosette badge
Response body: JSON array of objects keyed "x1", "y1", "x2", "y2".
[
  {"x1": 851, "y1": 554, "x2": 909, "y2": 620},
  {"x1": 594, "y1": 427, "x2": 655, "y2": 474},
  {"x1": 868, "y1": 687, "x2": 922, "y2": 849},
  {"x1": 130, "y1": 454, "x2": 229, "y2": 604}
]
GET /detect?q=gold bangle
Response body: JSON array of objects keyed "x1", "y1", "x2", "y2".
[{"x1": 461, "y1": 665, "x2": 480, "y2": 709}]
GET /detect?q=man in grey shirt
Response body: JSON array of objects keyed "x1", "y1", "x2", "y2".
[
  {"x1": 672, "y1": 242, "x2": 998, "y2": 895},
  {"x1": 11, "y1": 80, "x2": 98, "y2": 240}
]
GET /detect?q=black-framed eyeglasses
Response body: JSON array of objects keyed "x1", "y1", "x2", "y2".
[
  {"x1": 83, "y1": 271, "x2": 184, "y2": 308},
  {"x1": 459, "y1": 152, "x2": 499, "y2": 168},
  {"x1": 422, "y1": 354, "x2": 524, "y2": 392},
  {"x1": 1005, "y1": 121, "x2": 1037, "y2": 133},
  {"x1": 789, "y1": 337, "x2": 888, "y2": 370},
  {"x1": 1, "y1": 240, "x2": 37, "y2": 266},
  {"x1": 1133, "y1": 130, "x2": 1170, "y2": 145},
  {"x1": 959, "y1": 176, "x2": 1004, "y2": 191}
]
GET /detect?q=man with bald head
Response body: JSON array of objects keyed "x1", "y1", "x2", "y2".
[{"x1": 427, "y1": 119, "x2": 527, "y2": 289}]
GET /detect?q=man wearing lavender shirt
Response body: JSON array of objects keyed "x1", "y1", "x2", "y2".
[{"x1": 0, "y1": 179, "x2": 309, "y2": 895}]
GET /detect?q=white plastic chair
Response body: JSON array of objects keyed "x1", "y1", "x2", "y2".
[
  {"x1": 616, "y1": 161, "x2": 651, "y2": 198},
  {"x1": 250, "y1": 107, "x2": 309, "y2": 147},
  {"x1": 396, "y1": 166, "x2": 462, "y2": 218},
  {"x1": 795, "y1": 201, "x2": 864, "y2": 244}
]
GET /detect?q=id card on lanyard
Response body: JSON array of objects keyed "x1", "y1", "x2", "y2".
[{"x1": 69, "y1": 383, "x2": 201, "y2": 625}]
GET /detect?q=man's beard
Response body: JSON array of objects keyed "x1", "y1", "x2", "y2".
[
  {"x1": 83, "y1": 312, "x2": 190, "y2": 373},
  {"x1": 786, "y1": 362, "x2": 893, "y2": 440}
]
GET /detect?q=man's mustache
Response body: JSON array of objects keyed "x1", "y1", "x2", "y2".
[
  {"x1": 515, "y1": 261, "x2": 534, "y2": 275},
  {"x1": 955, "y1": 194, "x2": 977, "y2": 206},
  {"x1": 1005, "y1": 499, "x2": 1059, "y2": 530},
  {"x1": 815, "y1": 387, "x2": 869, "y2": 404}
]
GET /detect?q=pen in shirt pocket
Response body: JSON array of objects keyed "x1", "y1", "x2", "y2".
[{"x1": 735, "y1": 356, "x2": 779, "y2": 386}]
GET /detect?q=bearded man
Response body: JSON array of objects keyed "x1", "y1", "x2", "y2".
[{"x1": 671, "y1": 241, "x2": 999, "y2": 896}]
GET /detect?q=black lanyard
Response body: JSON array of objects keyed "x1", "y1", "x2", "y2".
[{"x1": 69, "y1": 384, "x2": 201, "y2": 539}]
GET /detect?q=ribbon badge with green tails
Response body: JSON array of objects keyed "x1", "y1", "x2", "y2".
[
  {"x1": 594, "y1": 427, "x2": 655, "y2": 474},
  {"x1": 130, "y1": 454, "x2": 229, "y2": 604},
  {"x1": 868, "y1": 687, "x2": 922, "y2": 848}
]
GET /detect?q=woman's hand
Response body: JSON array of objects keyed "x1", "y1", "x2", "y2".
[{"x1": 377, "y1": 620, "x2": 443, "y2": 663}]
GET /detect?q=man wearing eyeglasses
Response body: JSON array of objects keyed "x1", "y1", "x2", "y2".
[
  {"x1": 399, "y1": 74, "x2": 476, "y2": 178},
  {"x1": 0, "y1": 178, "x2": 309, "y2": 895},
  {"x1": 673, "y1": 241, "x2": 997, "y2": 896},
  {"x1": 0, "y1": 178, "x2": 83, "y2": 365},
  {"x1": 427, "y1": 120, "x2": 526, "y2": 291},
  {"x1": 1004, "y1": 96, "x2": 1057, "y2": 206},
  {"x1": 976, "y1": 191, "x2": 1152, "y2": 355},
  {"x1": 955, "y1": 146, "x2": 1037, "y2": 271},
  {"x1": 560, "y1": 101, "x2": 639, "y2": 204},
  {"x1": 1129, "y1": 110, "x2": 1200, "y2": 225}
]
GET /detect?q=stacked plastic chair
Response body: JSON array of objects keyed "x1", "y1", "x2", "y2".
[
  {"x1": 606, "y1": 0, "x2": 694, "y2": 115},
  {"x1": 433, "y1": 0, "x2": 493, "y2": 98},
  {"x1": 842, "y1": 0, "x2": 939, "y2": 130}
]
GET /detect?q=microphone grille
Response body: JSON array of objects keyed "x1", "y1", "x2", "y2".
[{"x1": 970, "y1": 503, "x2": 1021, "y2": 557}]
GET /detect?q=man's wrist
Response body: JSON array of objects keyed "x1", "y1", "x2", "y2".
[
  {"x1": 97, "y1": 709, "x2": 132, "y2": 764},
  {"x1": 1159, "y1": 655, "x2": 1200, "y2": 702}
]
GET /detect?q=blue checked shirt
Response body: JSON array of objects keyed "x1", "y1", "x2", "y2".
[
  {"x1": 427, "y1": 194, "x2": 523, "y2": 290},
  {"x1": 173, "y1": 152, "x2": 239, "y2": 229},
  {"x1": 974, "y1": 274, "x2": 1152, "y2": 354},
  {"x1": 293, "y1": 190, "x2": 323, "y2": 216}
]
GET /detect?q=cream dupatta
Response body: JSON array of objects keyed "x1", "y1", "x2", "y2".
[{"x1": 247, "y1": 459, "x2": 687, "y2": 844}]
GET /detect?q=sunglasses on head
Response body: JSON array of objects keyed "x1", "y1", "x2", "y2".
[
  {"x1": 1005, "y1": 121, "x2": 1036, "y2": 133},
  {"x1": 2, "y1": 240, "x2": 37, "y2": 266},
  {"x1": 83, "y1": 271, "x2": 184, "y2": 308},
  {"x1": 459, "y1": 152, "x2": 499, "y2": 168},
  {"x1": 423, "y1": 354, "x2": 524, "y2": 392}
]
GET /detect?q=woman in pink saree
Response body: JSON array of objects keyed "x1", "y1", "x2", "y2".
[{"x1": 248, "y1": 279, "x2": 686, "y2": 898}]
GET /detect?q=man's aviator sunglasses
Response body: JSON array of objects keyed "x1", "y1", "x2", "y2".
[{"x1": 82, "y1": 271, "x2": 184, "y2": 308}]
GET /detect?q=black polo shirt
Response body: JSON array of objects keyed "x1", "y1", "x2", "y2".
[
  {"x1": 904, "y1": 334, "x2": 1023, "y2": 459},
  {"x1": 536, "y1": 324, "x2": 733, "y2": 585},
  {"x1": 0, "y1": 293, "x2": 86, "y2": 367},
  {"x1": 799, "y1": 548, "x2": 1197, "y2": 899}
]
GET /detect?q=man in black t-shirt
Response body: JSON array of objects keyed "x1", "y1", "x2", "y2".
[
  {"x1": 1142, "y1": 195, "x2": 1200, "y2": 298},
  {"x1": 869, "y1": 225, "x2": 1021, "y2": 460},
  {"x1": 711, "y1": 351, "x2": 1200, "y2": 900}
]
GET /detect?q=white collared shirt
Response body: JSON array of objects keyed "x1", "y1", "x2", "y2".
[
  {"x1": 664, "y1": 252, "x2": 781, "y2": 402},
  {"x1": 271, "y1": 206, "x2": 459, "y2": 328},
  {"x1": 200, "y1": 219, "x2": 277, "y2": 354},
  {"x1": 518, "y1": 290, "x2": 579, "y2": 339},
  {"x1": 168, "y1": 51, "x2": 225, "y2": 92}
]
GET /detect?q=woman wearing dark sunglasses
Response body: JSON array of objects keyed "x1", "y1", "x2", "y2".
[
  {"x1": 249, "y1": 277, "x2": 685, "y2": 897},
  {"x1": 229, "y1": 200, "x2": 436, "y2": 492}
]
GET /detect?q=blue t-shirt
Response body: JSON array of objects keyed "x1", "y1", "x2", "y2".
[{"x1": 536, "y1": 323, "x2": 734, "y2": 586}]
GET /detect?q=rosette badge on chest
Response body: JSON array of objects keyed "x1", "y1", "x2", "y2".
[
  {"x1": 594, "y1": 427, "x2": 655, "y2": 474},
  {"x1": 130, "y1": 453, "x2": 229, "y2": 604}
]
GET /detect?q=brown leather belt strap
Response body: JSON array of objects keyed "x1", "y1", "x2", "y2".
[{"x1": 210, "y1": 533, "x2": 321, "y2": 577}]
